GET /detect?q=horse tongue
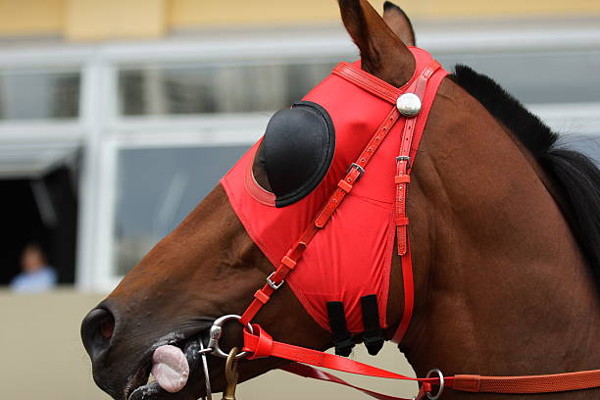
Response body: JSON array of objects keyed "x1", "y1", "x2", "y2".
[{"x1": 151, "y1": 345, "x2": 190, "y2": 393}]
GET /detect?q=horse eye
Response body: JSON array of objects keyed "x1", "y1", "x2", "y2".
[{"x1": 253, "y1": 101, "x2": 335, "y2": 207}]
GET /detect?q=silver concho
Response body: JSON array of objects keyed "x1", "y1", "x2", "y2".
[{"x1": 396, "y1": 93, "x2": 422, "y2": 117}]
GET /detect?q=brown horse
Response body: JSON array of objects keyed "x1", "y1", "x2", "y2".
[{"x1": 81, "y1": 1, "x2": 600, "y2": 399}]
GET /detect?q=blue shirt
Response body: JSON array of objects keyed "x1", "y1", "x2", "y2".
[{"x1": 10, "y1": 266, "x2": 58, "y2": 293}]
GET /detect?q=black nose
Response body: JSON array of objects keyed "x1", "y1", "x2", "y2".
[{"x1": 81, "y1": 307, "x2": 116, "y2": 361}]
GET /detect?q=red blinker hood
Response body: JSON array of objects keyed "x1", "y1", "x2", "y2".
[{"x1": 221, "y1": 48, "x2": 448, "y2": 339}]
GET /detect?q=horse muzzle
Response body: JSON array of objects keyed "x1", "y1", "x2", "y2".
[{"x1": 81, "y1": 303, "x2": 226, "y2": 400}]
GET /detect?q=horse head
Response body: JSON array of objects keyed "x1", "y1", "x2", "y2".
[{"x1": 81, "y1": 1, "x2": 600, "y2": 399}]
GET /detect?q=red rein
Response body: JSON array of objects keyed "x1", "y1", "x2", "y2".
[
  {"x1": 243, "y1": 325, "x2": 600, "y2": 399},
  {"x1": 237, "y1": 48, "x2": 600, "y2": 398}
]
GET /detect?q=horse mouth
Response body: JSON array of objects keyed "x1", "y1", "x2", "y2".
[{"x1": 125, "y1": 329, "x2": 222, "y2": 400}]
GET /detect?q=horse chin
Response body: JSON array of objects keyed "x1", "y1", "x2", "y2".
[
  {"x1": 128, "y1": 374, "x2": 225, "y2": 400},
  {"x1": 125, "y1": 335, "x2": 226, "y2": 400},
  {"x1": 128, "y1": 375, "x2": 225, "y2": 400}
]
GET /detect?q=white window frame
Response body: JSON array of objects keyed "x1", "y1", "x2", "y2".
[
  {"x1": 0, "y1": 53, "x2": 87, "y2": 178},
  {"x1": 1, "y1": 22, "x2": 599, "y2": 292}
]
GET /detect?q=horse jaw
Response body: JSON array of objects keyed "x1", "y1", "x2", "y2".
[{"x1": 82, "y1": 185, "x2": 330, "y2": 400}]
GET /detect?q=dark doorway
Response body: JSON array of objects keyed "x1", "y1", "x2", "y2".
[{"x1": 0, "y1": 165, "x2": 78, "y2": 286}]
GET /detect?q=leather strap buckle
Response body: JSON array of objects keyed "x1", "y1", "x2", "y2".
[
  {"x1": 347, "y1": 163, "x2": 365, "y2": 179},
  {"x1": 266, "y1": 272, "x2": 284, "y2": 290}
]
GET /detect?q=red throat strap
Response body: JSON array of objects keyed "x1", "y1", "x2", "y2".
[{"x1": 391, "y1": 59, "x2": 448, "y2": 343}]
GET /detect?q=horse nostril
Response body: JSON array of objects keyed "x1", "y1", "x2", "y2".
[
  {"x1": 99, "y1": 315, "x2": 115, "y2": 340},
  {"x1": 81, "y1": 307, "x2": 116, "y2": 359}
]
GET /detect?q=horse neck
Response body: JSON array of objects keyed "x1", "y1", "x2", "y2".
[{"x1": 399, "y1": 80, "x2": 600, "y2": 399}]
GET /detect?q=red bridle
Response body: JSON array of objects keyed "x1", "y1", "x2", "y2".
[
  {"x1": 223, "y1": 48, "x2": 600, "y2": 399},
  {"x1": 238, "y1": 47, "x2": 446, "y2": 346}
]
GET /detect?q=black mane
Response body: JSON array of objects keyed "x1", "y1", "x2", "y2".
[{"x1": 453, "y1": 65, "x2": 600, "y2": 287}]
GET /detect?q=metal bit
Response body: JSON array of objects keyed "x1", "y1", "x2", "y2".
[{"x1": 199, "y1": 341, "x2": 212, "y2": 400}]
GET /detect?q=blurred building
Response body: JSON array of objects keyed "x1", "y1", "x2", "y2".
[{"x1": 0, "y1": 0, "x2": 598, "y2": 291}]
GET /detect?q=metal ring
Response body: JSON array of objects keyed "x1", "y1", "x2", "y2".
[
  {"x1": 207, "y1": 314, "x2": 254, "y2": 359},
  {"x1": 199, "y1": 341, "x2": 212, "y2": 400},
  {"x1": 425, "y1": 369, "x2": 444, "y2": 400}
]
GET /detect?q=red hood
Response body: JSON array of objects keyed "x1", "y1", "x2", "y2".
[{"x1": 222, "y1": 47, "x2": 447, "y2": 335}]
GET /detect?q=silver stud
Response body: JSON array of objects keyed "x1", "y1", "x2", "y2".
[{"x1": 396, "y1": 93, "x2": 422, "y2": 117}]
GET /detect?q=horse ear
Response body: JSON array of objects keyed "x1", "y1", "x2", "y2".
[
  {"x1": 338, "y1": 0, "x2": 415, "y2": 87},
  {"x1": 383, "y1": 1, "x2": 416, "y2": 46}
]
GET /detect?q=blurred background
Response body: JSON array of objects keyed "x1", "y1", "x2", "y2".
[{"x1": 0, "y1": 0, "x2": 598, "y2": 399}]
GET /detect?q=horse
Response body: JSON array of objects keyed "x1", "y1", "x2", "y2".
[{"x1": 81, "y1": 1, "x2": 600, "y2": 399}]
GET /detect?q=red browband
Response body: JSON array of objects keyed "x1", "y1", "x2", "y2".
[{"x1": 237, "y1": 49, "x2": 600, "y2": 398}]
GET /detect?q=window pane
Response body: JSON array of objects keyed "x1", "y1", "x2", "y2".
[
  {"x1": 436, "y1": 50, "x2": 600, "y2": 104},
  {"x1": 118, "y1": 61, "x2": 336, "y2": 116},
  {"x1": 0, "y1": 69, "x2": 80, "y2": 120},
  {"x1": 114, "y1": 145, "x2": 249, "y2": 275},
  {"x1": 118, "y1": 50, "x2": 600, "y2": 117},
  {"x1": 561, "y1": 135, "x2": 600, "y2": 166}
]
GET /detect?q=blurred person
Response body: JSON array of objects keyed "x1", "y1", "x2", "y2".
[{"x1": 10, "y1": 242, "x2": 57, "y2": 293}]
